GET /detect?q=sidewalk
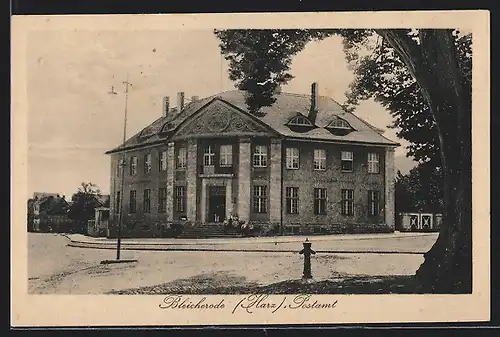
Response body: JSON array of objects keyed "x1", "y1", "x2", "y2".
[{"x1": 63, "y1": 232, "x2": 438, "y2": 254}]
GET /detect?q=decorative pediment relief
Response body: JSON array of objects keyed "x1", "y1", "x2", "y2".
[{"x1": 173, "y1": 99, "x2": 273, "y2": 138}]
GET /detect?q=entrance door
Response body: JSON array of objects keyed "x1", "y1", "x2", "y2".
[{"x1": 208, "y1": 186, "x2": 226, "y2": 223}]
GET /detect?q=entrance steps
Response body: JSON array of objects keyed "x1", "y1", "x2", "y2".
[{"x1": 177, "y1": 223, "x2": 242, "y2": 239}]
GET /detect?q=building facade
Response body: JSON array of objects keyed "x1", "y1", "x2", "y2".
[{"x1": 106, "y1": 84, "x2": 399, "y2": 237}]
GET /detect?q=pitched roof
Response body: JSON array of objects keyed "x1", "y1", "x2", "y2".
[{"x1": 106, "y1": 90, "x2": 399, "y2": 154}]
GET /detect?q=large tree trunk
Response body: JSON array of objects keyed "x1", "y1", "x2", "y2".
[{"x1": 378, "y1": 29, "x2": 472, "y2": 293}]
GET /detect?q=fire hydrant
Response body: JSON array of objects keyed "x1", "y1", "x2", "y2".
[{"x1": 299, "y1": 238, "x2": 316, "y2": 279}]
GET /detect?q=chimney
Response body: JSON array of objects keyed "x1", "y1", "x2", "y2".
[
  {"x1": 308, "y1": 82, "x2": 319, "y2": 123},
  {"x1": 162, "y1": 96, "x2": 170, "y2": 118},
  {"x1": 191, "y1": 95, "x2": 199, "y2": 103},
  {"x1": 177, "y1": 92, "x2": 185, "y2": 112}
]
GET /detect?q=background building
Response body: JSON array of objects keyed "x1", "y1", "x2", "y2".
[{"x1": 106, "y1": 83, "x2": 399, "y2": 237}]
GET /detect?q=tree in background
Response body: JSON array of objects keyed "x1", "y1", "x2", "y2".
[
  {"x1": 68, "y1": 182, "x2": 102, "y2": 233},
  {"x1": 395, "y1": 163, "x2": 444, "y2": 216},
  {"x1": 215, "y1": 28, "x2": 472, "y2": 292}
]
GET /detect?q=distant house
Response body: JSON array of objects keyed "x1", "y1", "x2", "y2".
[{"x1": 30, "y1": 193, "x2": 72, "y2": 232}]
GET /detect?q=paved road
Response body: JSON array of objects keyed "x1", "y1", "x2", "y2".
[{"x1": 28, "y1": 233, "x2": 434, "y2": 294}]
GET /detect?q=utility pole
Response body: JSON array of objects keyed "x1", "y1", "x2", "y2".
[{"x1": 108, "y1": 74, "x2": 132, "y2": 261}]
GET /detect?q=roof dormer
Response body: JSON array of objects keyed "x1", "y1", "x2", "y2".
[
  {"x1": 325, "y1": 116, "x2": 354, "y2": 135},
  {"x1": 286, "y1": 113, "x2": 315, "y2": 132}
]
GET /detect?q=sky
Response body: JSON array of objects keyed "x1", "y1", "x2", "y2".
[{"x1": 27, "y1": 29, "x2": 410, "y2": 199}]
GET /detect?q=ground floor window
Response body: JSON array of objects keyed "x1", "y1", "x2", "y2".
[
  {"x1": 115, "y1": 191, "x2": 120, "y2": 214},
  {"x1": 175, "y1": 186, "x2": 186, "y2": 213},
  {"x1": 314, "y1": 188, "x2": 327, "y2": 215},
  {"x1": 143, "y1": 189, "x2": 151, "y2": 213},
  {"x1": 158, "y1": 188, "x2": 167, "y2": 213},
  {"x1": 368, "y1": 190, "x2": 380, "y2": 216},
  {"x1": 129, "y1": 190, "x2": 137, "y2": 214},
  {"x1": 341, "y1": 189, "x2": 354, "y2": 216},
  {"x1": 286, "y1": 187, "x2": 299, "y2": 214},
  {"x1": 252, "y1": 185, "x2": 267, "y2": 213}
]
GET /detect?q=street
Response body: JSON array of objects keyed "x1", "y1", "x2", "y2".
[{"x1": 28, "y1": 233, "x2": 438, "y2": 294}]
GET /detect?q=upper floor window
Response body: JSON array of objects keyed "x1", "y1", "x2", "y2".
[
  {"x1": 341, "y1": 151, "x2": 353, "y2": 172},
  {"x1": 314, "y1": 149, "x2": 326, "y2": 170},
  {"x1": 252, "y1": 185, "x2": 267, "y2": 213},
  {"x1": 130, "y1": 156, "x2": 138, "y2": 175},
  {"x1": 341, "y1": 189, "x2": 354, "y2": 216},
  {"x1": 286, "y1": 187, "x2": 299, "y2": 214},
  {"x1": 159, "y1": 150, "x2": 167, "y2": 171},
  {"x1": 204, "y1": 145, "x2": 215, "y2": 166},
  {"x1": 368, "y1": 190, "x2": 380, "y2": 216},
  {"x1": 176, "y1": 147, "x2": 187, "y2": 169},
  {"x1": 220, "y1": 145, "x2": 233, "y2": 167},
  {"x1": 286, "y1": 147, "x2": 299, "y2": 169},
  {"x1": 144, "y1": 153, "x2": 152, "y2": 173},
  {"x1": 253, "y1": 145, "x2": 268, "y2": 167},
  {"x1": 368, "y1": 152, "x2": 380, "y2": 173}
]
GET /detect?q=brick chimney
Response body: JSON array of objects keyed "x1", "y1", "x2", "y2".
[
  {"x1": 191, "y1": 95, "x2": 199, "y2": 103},
  {"x1": 162, "y1": 96, "x2": 170, "y2": 118},
  {"x1": 177, "y1": 92, "x2": 185, "y2": 112},
  {"x1": 308, "y1": 82, "x2": 319, "y2": 123}
]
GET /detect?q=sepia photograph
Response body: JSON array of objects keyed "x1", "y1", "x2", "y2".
[{"x1": 12, "y1": 11, "x2": 490, "y2": 326}]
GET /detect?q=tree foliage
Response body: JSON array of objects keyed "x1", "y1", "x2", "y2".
[
  {"x1": 214, "y1": 29, "x2": 336, "y2": 115},
  {"x1": 395, "y1": 163, "x2": 444, "y2": 215},
  {"x1": 68, "y1": 182, "x2": 103, "y2": 233}
]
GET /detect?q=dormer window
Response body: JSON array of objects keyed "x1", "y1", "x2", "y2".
[
  {"x1": 288, "y1": 115, "x2": 313, "y2": 126},
  {"x1": 326, "y1": 117, "x2": 353, "y2": 135},
  {"x1": 286, "y1": 114, "x2": 315, "y2": 132}
]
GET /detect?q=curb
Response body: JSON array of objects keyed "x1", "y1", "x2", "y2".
[
  {"x1": 62, "y1": 232, "x2": 437, "y2": 246},
  {"x1": 67, "y1": 241, "x2": 427, "y2": 255}
]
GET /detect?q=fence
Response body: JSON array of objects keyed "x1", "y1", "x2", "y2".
[{"x1": 398, "y1": 212, "x2": 442, "y2": 232}]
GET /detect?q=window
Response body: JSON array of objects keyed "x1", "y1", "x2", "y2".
[
  {"x1": 286, "y1": 148, "x2": 299, "y2": 169},
  {"x1": 130, "y1": 157, "x2": 138, "y2": 175},
  {"x1": 176, "y1": 147, "x2": 187, "y2": 169},
  {"x1": 286, "y1": 187, "x2": 299, "y2": 214},
  {"x1": 158, "y1": 188, "x2": 167, "y2": 213},
  {"x1": 116, "y1": 160, "x2": 121, "y2": 177},
  {"x1": 288, "y1": 115, "x2": 313, "y2": 126},
  {"x1": 159, "y1": 150, "x2": 167, "y2": 171},
  {"x1": 314, "y1": 149, "x2": 326, "y2": 170},
  {"x1": 368, "y1": 152, "x2": 380, "y2": 173},
  {"x1": 175, "y1": 186, "x2": 186, "y2": 213},
  {"x1": 220, "y1": 145, "x2": 233, "y2": 167},
  {"x1": 341, "y1": 151, "x2": 353, "y2": 172},
  {"x1": 129, "y1": 190, "x2": 137, "y2": 213},
  {"x1": 253, "y1": 145, "x2": 268, "y2": 167},
  {"x1": 144, "y1": 153, "x2": 152, "y2": 173},
  {"x1": 341, "y1": 189, "x2": 354, "y2": 216},
  {"x1": 368, "y1": 190, "x2": 380, "y2": 216},
  {"x1": 204, "y1": 145, "x2": 215, "y2": 166},
  {"x1": 143, "y1": 189, "x2": 151, "y2": 213},
  {"x1": 327, "y1": 117, "x2": 351, "y2": 129},
  {"x1": 314, "y1": 188, "x2": 327, "y2": 215},
  {"x1": 253, "y1": 186, "x2": 267, "y2": 213},
  {"x1": 115, "y1": 191, "x2": 121, "y2": 214}
]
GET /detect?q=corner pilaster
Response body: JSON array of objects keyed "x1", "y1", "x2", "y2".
[{"x1": 384, "y1": 147, "x2": 396, "y2": 230}]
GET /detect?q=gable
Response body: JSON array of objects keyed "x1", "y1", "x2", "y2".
[{"x1": 172, "y1": 99, "x2": 276, "y2": 140}]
